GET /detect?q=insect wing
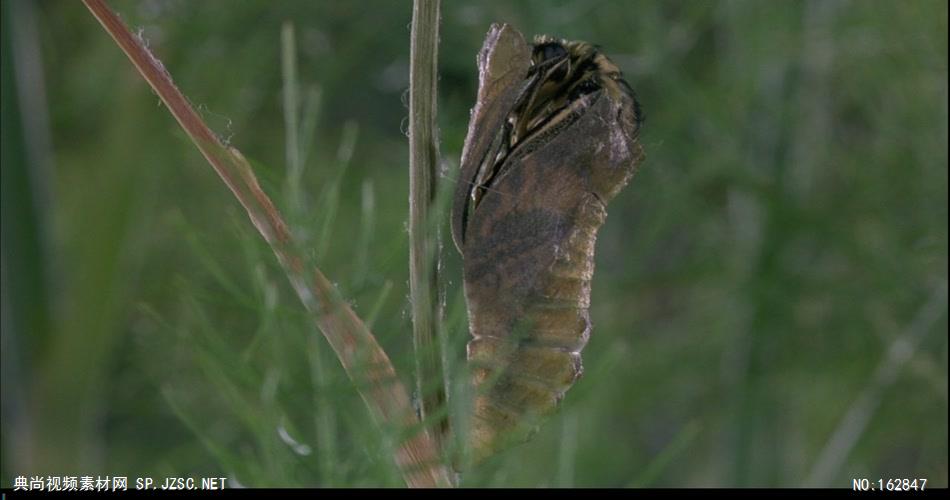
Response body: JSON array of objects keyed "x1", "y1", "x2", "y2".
[
  {"x1": 462, "y1": 91, "x2": 640, "y2": 461},
  {"x1": 452, "y1": 24, "x2": 532, "y2": 253}
]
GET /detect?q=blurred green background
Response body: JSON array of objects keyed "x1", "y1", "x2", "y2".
[{"x1": 1, "y1": 0, "x2": 947, "y2": 488}]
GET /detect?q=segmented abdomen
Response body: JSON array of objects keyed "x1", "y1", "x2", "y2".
[{"x1": 463, "y1": 191, "x2": 607, "y2": 463}]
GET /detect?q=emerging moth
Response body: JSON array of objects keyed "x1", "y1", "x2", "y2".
[{"x1": 452, "y1": 24, "x2": 644, "y2": 464}]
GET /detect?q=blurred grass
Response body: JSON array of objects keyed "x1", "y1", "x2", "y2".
[{"x1": 1, "y1": 0, "x2": 947, "y2": 488}]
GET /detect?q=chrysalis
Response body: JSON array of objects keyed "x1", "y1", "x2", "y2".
[{"x1": 452, "y1": 24, "x2": 644, "y2": 464}]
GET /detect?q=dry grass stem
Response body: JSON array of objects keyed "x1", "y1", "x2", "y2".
[{"x1": 408, "y1": 0, "x2": 448, "y2": 449}]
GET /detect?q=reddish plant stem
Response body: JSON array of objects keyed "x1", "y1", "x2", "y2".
[{"x1": 81, "y1": 0, "x2": 451, "y2": 488}]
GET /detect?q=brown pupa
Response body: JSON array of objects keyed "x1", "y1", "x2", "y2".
[{"x1": 451, "y1": 24, "x2": 644, "y2": 464}]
